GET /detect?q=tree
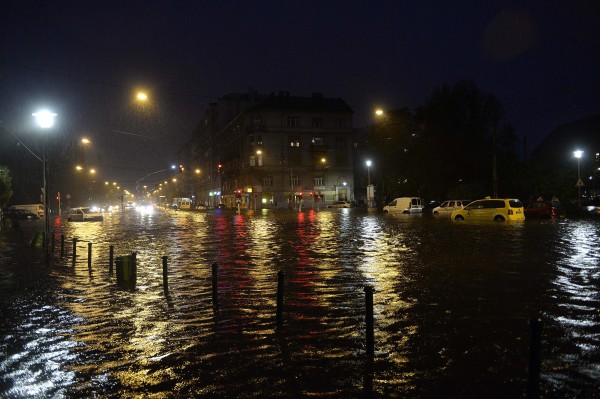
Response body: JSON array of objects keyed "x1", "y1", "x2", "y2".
[
  {"x1": 414, "y1": 79, "x2": 517, "y2": 199},
  {"x1": 0, "y1": 166, "x2": 14, "y2": 207}
]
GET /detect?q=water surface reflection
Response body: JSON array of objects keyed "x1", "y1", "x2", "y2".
[{"x1": 1, "y1": 210, "x2": 599, "y2": 397}]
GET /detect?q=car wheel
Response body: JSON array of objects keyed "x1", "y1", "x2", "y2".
[
  {"x1": 454, "y1": 215, "x2": 464, "y2": 221},
  {"x1": 494, "y1": 215, "x2": 505, "y2": 222},
  {"x1": 433, "y1": 211, "x2": 439, "y2": 215}
]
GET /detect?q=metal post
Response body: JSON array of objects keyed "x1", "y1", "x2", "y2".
[
  {"x1": 109, "y1": 245, "x2": 114, "y2": 275},
  {"x1": 162, "y1": 256, "x2": 169, "y2": 294},
  {"x1": 365, "y1": 285, "x2": 374, "y2": 358},
  {"x1": 72, "y1": 238, "x2": 77, "y2": 266},
  {"x1": 88, "y1": 242, "x2": 92, "y2": 270},
  {"x1": 211, "y1": 263, "x2": 218, "y2": 305},
  {"x1": 60, "y1": 234, "x2": 65, "y2": 257},
  {"x1": 528, "y1": 317, "x2": 542, "y2": 399},
  {"x1": 276, "y1": 271, "x2": 285, "y2": 326},
  {"x1": 51, "y1": 231, "x2": 55, "y2": 253}
]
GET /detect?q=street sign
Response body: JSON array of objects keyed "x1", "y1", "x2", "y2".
[{"x1": 576, "y1": 178, "x2": 585, "y2": 187}]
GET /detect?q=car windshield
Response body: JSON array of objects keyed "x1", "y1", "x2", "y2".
[{"x1": 80, "y1": 208, "x2": 91, "y2": 213}]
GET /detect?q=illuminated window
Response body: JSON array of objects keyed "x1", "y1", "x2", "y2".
[
  {"x1": 312, "y1": 137, "x2": 324, "y2": 146},
  {"x1": 314, "y1": 177, "x2": 323, "y2": 186}
]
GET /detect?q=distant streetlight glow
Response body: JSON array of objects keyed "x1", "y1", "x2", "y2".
[
  {"x1": 81, "y1": 137, "x2": 91, "y2": 144},
  {"x1": 375, "y1": 109, "x2": 384, "y2": 116},
  {"x1": 137, "y1": 92, "x2": 148, "y2": 101}
]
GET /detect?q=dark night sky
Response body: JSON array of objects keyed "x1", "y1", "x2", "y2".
[{"x1": 2, "y1": 1, "x2": 600, "y2": 188}]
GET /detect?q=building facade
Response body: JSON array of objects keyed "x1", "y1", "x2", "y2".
[{"x1": 189, "y1": 91, "x2": 355, "y2": 209}]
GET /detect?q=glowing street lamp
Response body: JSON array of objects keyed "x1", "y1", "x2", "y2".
[
  {"x1": 32, "y1": 109, "x2": 57, "y2": 252},
  {"x1": 366, "y1": 160, "x2": 373, "y2": 207},
  {"x1": 574, "y1": 150, "x2": 584, "y2": 208}
]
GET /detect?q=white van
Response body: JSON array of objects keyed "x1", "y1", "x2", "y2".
[
  {"x1": 9, "y1": 204, "x2": 45, "y2": 217},
  {"x1": 383, "y1": 197, "x2": 423, "y2": 214}
]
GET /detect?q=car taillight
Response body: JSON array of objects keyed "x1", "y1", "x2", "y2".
[{"x1": 508, "y1": 209, "x2": 513, "y2": 215}]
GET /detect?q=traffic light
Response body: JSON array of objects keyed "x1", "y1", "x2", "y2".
[
  {"x1": 178, "y1": 164, "x2": 184, "y2": 173},
  {"x1": 235, "y1": 189, "x2": 242, "y2": 198},
  {"x1": 218, "y1": 164, "x2": 222, "y2": 174}
]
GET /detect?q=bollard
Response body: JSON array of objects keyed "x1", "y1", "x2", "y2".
[
  {"x1": 60, "y1": 234, "x2": 65, "y2": 257},
  {"x1": 365, "y1": 285, "x2": 374, "y2": 358},
  {"x1": 162, "y1": 256, "x2": 169, "y2": 294},
  {"x1": 109, "y1": 245, "x2": 114, "y2": 275},
  {"x1": 115, "y1": 252, "x2": 137, "y2": 290},
  {"x1": 88, "y1": 242, "x2": 92, "y2": 270},
  {"x1": 72, "y1": 238, "x2": 78, "y2": 266},
  {"x1": 276, "y1": 271, "x2": 285, "y2": 326},
  {"x1": 211, "y1": 263, "x2": 219, "y2": 305},
  {"x1": 527, "y1": 317, "x2": 543, "y2": 399}
]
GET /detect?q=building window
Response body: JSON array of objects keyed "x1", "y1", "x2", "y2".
[
  {"x1": 263, "y1": 177, "x2": 272, "y2": 187},
  {"x1": 314, "y1": 177, "x2": 323, "y2": 186},
  {"x1": 287, "y1": 117, "x2": 299, "y2": 127},
  {"x1": 250, "y1": 156, "x2": 256, "y2": 166},
  {"x1": 249, "y1": 135, "x2": 254, "y2": 145},
  {"x1": 335, "y1": 118, "x2": 347, "y2": 128},
  {"x1": 335, "y1": 137, "x2": 347, "y2": 149},
  {"x1": 312, "y1": 118, "x2": 322, "y2": 128},
  {"x1": 311, "y1": 137, "x2": 324, "y2": 146},
  {"x1": 291, "y1": 176, "x2": 299, "y2": 187},
  {"x1": 257, "y1": 155, "x2": 263, "y2": 166},
  {"x1": 257, "y1": 134, "x2": 263, "y2": 145},
  {"x1": 253, "y1": 118, "x2": 262, "y2": 130},
  {"x1": 289, "y1": 137, "x2": 300, "y2": 147}
]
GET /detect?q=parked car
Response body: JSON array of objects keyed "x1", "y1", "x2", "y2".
[
  {"x1": 2, "y1": 208, "x2": 40, "y2": 221},
  {"x1": 8, "y1": 204, "x2": 45, "y2": 217},
  {"x1": 432, "y1": 200, "x2": 470, "y2": 216},
  {"x1": 524, "y1": 201, "x2": 566, "y2": 219},
  {"x1": 327, "y1": 201, "x2": 352, "y2": 208},
  {"x1": 451, "y1": 197, "x2": 525, "y2": 221},
  {"x1": 67, "y1": 207, "x2": 104, "y2": 222},
  {"x1": 383, "y1": 197, "x2": 423, "y2": 213}
]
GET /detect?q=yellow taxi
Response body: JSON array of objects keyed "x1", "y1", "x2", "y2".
[{"x1": 450, "y1": 197, "x2": 525, "y2": 222}]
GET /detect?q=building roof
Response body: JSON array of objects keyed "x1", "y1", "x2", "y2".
[{"x1": 247, "y1": 91, "x2": 353, "y2": 114}]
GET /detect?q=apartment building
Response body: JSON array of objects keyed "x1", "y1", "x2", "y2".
[{"x1": 190, "y1": 90, "x2": 355, "y2": 209}]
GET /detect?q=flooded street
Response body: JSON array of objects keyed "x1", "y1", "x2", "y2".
[{"x1": 1, "y1": 208, "x2": 599, "y2": 398}]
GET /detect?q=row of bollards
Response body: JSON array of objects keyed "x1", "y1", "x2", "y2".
[{"x1": 39, "y1": 229, "x2": 545, "y2": 395}]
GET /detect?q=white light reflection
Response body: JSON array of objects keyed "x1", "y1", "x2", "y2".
[{"x1": 551, "y1": 221, "x2": 600, "y2": 381}]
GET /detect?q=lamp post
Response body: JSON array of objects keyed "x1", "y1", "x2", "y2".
[
  {"x1": 574, "y1": 150, "x2": 584, "y2": 208},
  {"x1": 366, "y1": 160, "x2": 373, "y2": 207},
  {"x1": 33, "y1": 110, "x2": 57, "y2": 252}
]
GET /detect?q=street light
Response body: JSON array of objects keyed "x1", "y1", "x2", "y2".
[
  {"x1": 366, "y1": 160, "x2": 373, "y2": 207},
  {"x1": 574, "y1": 150, "x2": 584, "y2": 208},
  {"x1": 32, "y1": 110, "x2": 57, "y2": 252}
]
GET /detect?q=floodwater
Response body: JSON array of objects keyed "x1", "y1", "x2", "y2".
[{"x1": 1, "y1": 208, "x2": 599, "y2": 398}]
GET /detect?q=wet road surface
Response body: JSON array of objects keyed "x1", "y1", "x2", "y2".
[{"x1": 1, "y1": 208, "x2": 599, "y2": 398}]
